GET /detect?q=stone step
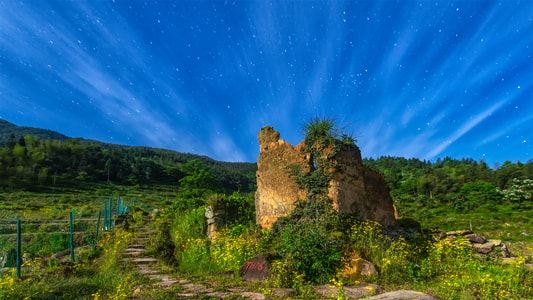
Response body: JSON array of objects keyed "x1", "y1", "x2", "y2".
[
  {"x1": 125, "y1": 245, "x2": 145, "y2": 250},
  {"x1": 157, "y1": 280, "x2": 181, "y2": 287},
  {"x1": 131, "y1": 257, "x2": 158, "y2": 263},
  {"x1": 136, "y1": 264, "x2": 159, "y2": 275},
  {"x1": 122, "y1": 251, "x2": 145, "y2": 257}
]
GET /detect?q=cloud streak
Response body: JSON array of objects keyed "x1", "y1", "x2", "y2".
[{"x1": 1, "y1": 1, "x2": 531, "y2": 165}]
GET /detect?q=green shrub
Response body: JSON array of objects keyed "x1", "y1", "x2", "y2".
[
  {"x1": 211, "y1": 226, "x2": 259, "y2": 271},
  {"x1": 264, "y1": 208, "x2": 348, "y2": 285}
]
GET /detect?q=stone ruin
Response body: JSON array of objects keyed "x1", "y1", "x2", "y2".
[{"x1": 255, "y1": 126, "x2": 397, "y2": 229}]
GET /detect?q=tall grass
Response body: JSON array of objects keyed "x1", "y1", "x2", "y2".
[{"x1": 347, "y1": 220, "x2": 533, "y2": 299}]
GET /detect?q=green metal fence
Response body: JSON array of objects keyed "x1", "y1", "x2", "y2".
[{"x1": 0, "y1": 196, "x2": 129, "y2": 278}]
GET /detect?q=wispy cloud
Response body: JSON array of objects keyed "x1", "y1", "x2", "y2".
[{"x1": 427, "y1": 99, "x2": 507, "y2": 159}]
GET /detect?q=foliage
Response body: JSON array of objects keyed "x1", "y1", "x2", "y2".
[
  {"x1": 211, "y1": 227, "x2": 260, "y2": 271},
  {"x1": 347, "y1": 220, "x2": 533, "y2": 298},
  {"x1": 499, "y1": 178, "x2": 533, "y2": 203},
  {"x1": 2, "y1": 117, "x2": 533, "y2": 299},
  {"x1": 348, "y1": 220, "x2": 431, "y2": 284},
  {"x1": 364, "y1": 156, "x2": 533, "y2": 240},
  {"x1": 418, "y1": 238, "x2": 533, "y2": 299},
  {"x1": 169, "y1": 207, "x2": 207, "y2": 259},
  {"x1": 207, "y1": 192, "x2": 256, "y2": 226},
  {"x1": 0, "y1": 225, "x2": 143, "y2": 299},
  {"x1": 0, "y1": 133, "x2": 256, "y2": 193},
  {"x1": 265, "y1": 213, "x2": 347, "y2": 284},
  {"x1": 178, "y1": 237, "x2": 213, "y2": 274},
  {"x1": 268, "y1": 260, "x2": 315, "y2": 297},
  {"x1": 456, "y1": 180, "x2": 501, "y2": 211}
]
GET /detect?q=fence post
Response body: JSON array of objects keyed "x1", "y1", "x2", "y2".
[
  {"x1": 69, "y1": 210, "x2": 75, "y2": 263},
  {"x1": 117, "y1": 196, "x2": 123, "y2": 215},
  {"x1": 109, "y1": 197, "x2": 114, "y2": 229},
  {"x1": 95, "y1": 211, "x2": 101, "y2": 249},
  {"x1": 16, "y1": 219, "x2": 21, "y2": 279},
  {"x1": 105, "y1": 197, "x2": 113, "y2": 230}
]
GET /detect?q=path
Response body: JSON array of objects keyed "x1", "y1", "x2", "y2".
[
  {"x1": 120, "y1": 216, "x2": 437, "y2": 299},
  {"x1": 120, "y1": 217, "x2": 267, "y2": 299}
]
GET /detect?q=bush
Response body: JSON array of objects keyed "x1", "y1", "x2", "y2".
[
  {"x1": 169, "y1": 207, "x2": 210, "y2": 272},
  {"x1": 211, "y1": 227, "x2": 259, "y2": 271},
  {"x1": 264, "y1": 209, "x2": 348, "y2": 285}
]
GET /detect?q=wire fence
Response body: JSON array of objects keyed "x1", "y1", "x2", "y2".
[{"x1": 0, "y1": 196, "x2": 129, "y2": 278}]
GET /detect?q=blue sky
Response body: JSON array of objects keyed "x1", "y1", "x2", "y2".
[{"x1": 1, "y1": 1, "x2": 532, "y2": 166}]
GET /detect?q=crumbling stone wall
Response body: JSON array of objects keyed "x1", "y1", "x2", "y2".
[
  {"x1": 255, "y1": 126, "x2": 396, "y2": 229},
  {"x1": 255, "y1": 126, "x2": 307, "y2": 229}
]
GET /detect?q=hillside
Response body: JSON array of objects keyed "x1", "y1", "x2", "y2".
[
  {"x1": 0, "y1": 119, "x2": 69, "y2": 145},
  {"x1": 0, "y1": 119, "x2": 257, "y2": 193}
]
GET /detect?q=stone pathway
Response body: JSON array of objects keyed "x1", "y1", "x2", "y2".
[
  {"x1": 120, "y1": 217, "x2": 437, "y2": 299},
  {"x1": 120, "y1": 218, "x2": 250, "y2": 298}
]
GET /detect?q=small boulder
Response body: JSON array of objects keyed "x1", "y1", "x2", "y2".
[
  {"x1": 465, "y1": 233, "x2": 486, "y2": 244},
  {"x1": 487, "y1": 239, "x2": 501, "y2": 246},
  {"x1": 360, "y1": 259, "x2": 378, "y2": 277},
  {"x1": 473, "y1": 242, "x2": 494, "y2": 254},
  {"x1": 240, "y1": 253, "x2": 270, "y2": 281},
  {"x1": 340, "y1": 255, "x2": 378, "y2": 281},
  {"x1": 499, "y1": 243, "x2": 510, "y2": 258},
  {"x1": 314, "y1": 282, "x2": 381, "y2": 299},
  {"x1": 365, "y1": 290, "x2": 438, "y2": 300}
]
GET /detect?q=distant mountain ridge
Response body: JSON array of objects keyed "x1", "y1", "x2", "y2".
[
  {"x1": 0, "y1": 119, "x2": 70, "y2": 145},
  {"x1": 0, "y1": 118, "x2": 250, "y2": 164}
]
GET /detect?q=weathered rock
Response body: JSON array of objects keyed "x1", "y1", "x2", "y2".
[
  {"x1": 255, "y1": 126, "x2": 396, "y2": 229},
  {"x1": 465, "y1": 233, "x2": 487, "y2": 244},
  {"x1": 340, "y1": 255, "x2": 378, "y2": 280},
  {"x1": 327, "y1": 144, "x2": 396, "y2": 226},
  {"x1": 488, "y1": 239, "x2": 501, "y2": 246},
  {"x1": 500, "y1": 243, "x2": 510, "y2": 258},
  {"x1": 240, "y1": 253, "x2": 270, "y2": 281},
  {"x1": 365, "y1": 290, "x2": 438, "y2": 300},
  {"x1": 255, "y1": 126, "x2": 307, "y2": 229},
  {"x1": 270, "y1": 288, "x2": 297, "y2": 298},
  {"x1": 360, "y1": 259, "x2": 378, "y2": 277},
  {"x1": 473, "y1": 242, "x2": 494, "y2": 254},
  {"x1": 241, "y1": 292, "x2": 266, "y2": 300},
  {"x1": 205, "y1": 206, "x2": 226, "y2": 239},
  {"x1": 314, "y1": 282, "x2": 381, "y2": 299}
]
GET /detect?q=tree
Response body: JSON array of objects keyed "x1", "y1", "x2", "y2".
[
  {"x1": 499, "y1": 178, "x2": 533, "y2": 204},
  {"x1": 178, "y1": 159, "x2": 217, "y2": 190},
  {"x1": 457, "y1": 180, "x2": 501, "y2": 211}
]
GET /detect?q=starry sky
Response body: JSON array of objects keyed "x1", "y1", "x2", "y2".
[{"x1": 1, "y1": 1, "x2": 532, "y2": 166}]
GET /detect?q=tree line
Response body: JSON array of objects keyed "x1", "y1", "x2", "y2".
[
  {"x1": 0, "y1": 134, "x2": 256, "y2": 193},
  {"x1": 363, "y1": 156, "x2": 533, "y2": 212},
  {"x1": 2, "y1": 130, "x2": 532, "y2": 212}
]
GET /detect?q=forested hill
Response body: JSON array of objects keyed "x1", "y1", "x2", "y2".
[
  {"x1": 1, "y1": 119, "x2": 532, "y2": 211},
  {"x1": 0, "y1": 119, "x2": 257, "y2": 193},
  {"x1": 364, "y1": 156, "x2": 533, "y2": 215},
  {"x1": 0, "y1": 119, "x2": 69, "y2": 145}
]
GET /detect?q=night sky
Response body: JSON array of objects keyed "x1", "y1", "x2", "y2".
[{"x1": 1, "y1": 1, "x2": 532, "y2": 166}]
